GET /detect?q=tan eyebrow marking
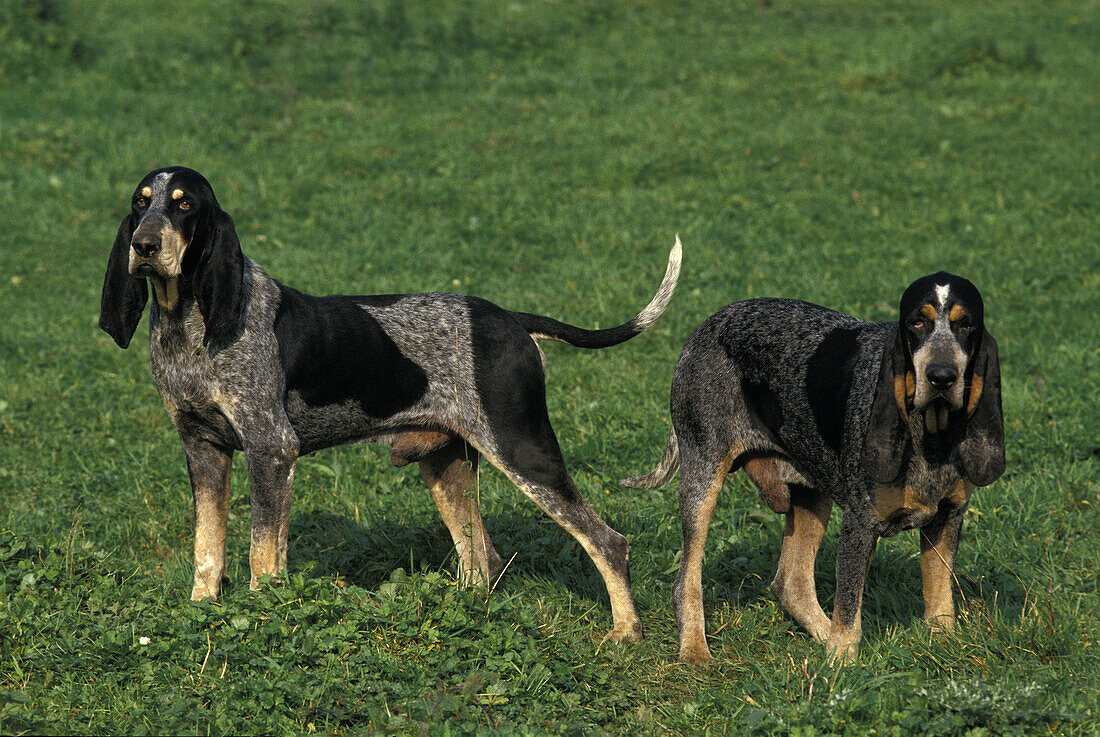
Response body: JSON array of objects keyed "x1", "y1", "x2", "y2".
[
  {"x1": 141, "y1": 186, "x2": 152, "y2": 197},
  {"x1": 172, "y1": 188, "x2": 184, "y2": 200},
  {"x1": 920, "y1": 304, "x2": 936, "y2": 321},
  {"x1": 948, "y1": 304, "x2": 966, "y2": 321}
]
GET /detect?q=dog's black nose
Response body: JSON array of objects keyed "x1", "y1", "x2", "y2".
[
  {"x1": 926, "y1": 364, "x2": 958, "y2": 390},
  {"x1": 131, "y1": 235, "x2": 160, "y2": 258}
]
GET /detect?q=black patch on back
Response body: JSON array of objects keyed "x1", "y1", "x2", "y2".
[
  {"x1": 806, "y1": 326, "x2": 861, "y2": 452},
  {"x1": 274, "y1": 284, "x2": 429, "y2": 417}
]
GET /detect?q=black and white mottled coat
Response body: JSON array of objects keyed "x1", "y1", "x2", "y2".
[
  {"x1": 100, "y1": 166, "x2": 682, "y2": 643},
  {"x1": 624, "y1": 276, "x2": 1004, "y2": 662}
]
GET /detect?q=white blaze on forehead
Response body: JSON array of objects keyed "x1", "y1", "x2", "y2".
[
  {"x1": 934, "y1": 284, "x2": 951, "y2": 310},
  {"x1": 142, "y1": 172, "x2": 172, "y2": 204}
]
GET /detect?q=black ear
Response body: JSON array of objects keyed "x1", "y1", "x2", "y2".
[
  {"x1": 960, "y1": 330, "x2": 1005, "y2": 486},
  {"x1": 863, "y1": 329, "x2": 911, "y2": 483},
  {"x1": 193, "y1": 209, "x2": 245, "y2": 350},
  {"x1": 99, "y1": 214, "x2": 147, "y2": 348}
]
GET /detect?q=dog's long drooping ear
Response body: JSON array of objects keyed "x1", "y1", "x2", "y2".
[
  {"x1": 959, "y1": 330, "x2": 1005, "y2": 486},
  {"x1": 192, "y1": 208, "x2": 244, "y2": 349},
  {"x1": 864, "y1": 329, "x2": 911, "y2": 483},
  {"x1": 99, "y1": 214, "x2": 148, "y2": 348}
]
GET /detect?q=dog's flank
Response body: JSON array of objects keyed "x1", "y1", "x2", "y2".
[
  {"x1": 624, "y1": 277, "x2": 1004, "y2": 663},
  {"x1": 101, "y1": 166, "x2": 681, "y2": 643}
]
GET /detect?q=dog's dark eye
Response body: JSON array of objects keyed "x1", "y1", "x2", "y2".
[
  {"x1": 178, "y1": 199, "x2": 192, "y2": 211},
  {"x1": 910, "y1": 319, "x2": 925, "y2": 330},
  {"x1": 135, "y1": 196, "x2": 146, "y2": 208},
  {"x1": 956, "y1": 317, "x2": 971, "y2": 329}
]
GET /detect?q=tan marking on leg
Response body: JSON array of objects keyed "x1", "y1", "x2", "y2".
[
  {"x1": 475, "y1": 441, "x2": 642, "y2": 642},
  {"x1": 275, "y1": 465, "x2": 295, "y2": 573},
  {"x1": 920, "y1": 537, "x2": 954, "y2": 629},
  {"x1": 920, "y1": 519, "x2": 963, "y2": 630},
  {"x1": 420, "y1": 446, "x2": 501, "y2": 587},
  {"x1": 827, "y1": 613, "x2": 862, "y2": 664},
  {"x1": 188, "y1": 444, "x2": 232, "y2": 601},
  {"x1": 770, "y1": 491, "x2": 832, "y2": 640},
  {"x1": 948, "y1": 304, "x2": 967, "y2": 322},
  {"x1": 546, "y1": 500, "x2": 643, "y2": 643},
  {"x1": 679, "y1": 449, "x2": 737, "y2": 663},
  {"x1": 249, "y1": 463, "x2": 295, "y2": 591},
  {"x1": 191, "y1": 486, "x2": 230, "y2": 601},
  {"x1": 249, "y1": 535, "x2": 278, "y2": 591}
]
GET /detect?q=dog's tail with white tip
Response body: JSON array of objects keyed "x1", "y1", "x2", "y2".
[
  {"x1": 620, "y1": 426, "x2": 680, "y2": 489},
  {"x1": 512, "y1": 235, "x2": 682, "y2": 349}
]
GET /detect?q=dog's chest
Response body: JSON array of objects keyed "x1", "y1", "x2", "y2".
[
  {"x1": 872, "y1": 458, "x2": 971, "y2": 536},
  {"x1": 149, "y1": 309, "x2": 245, "y2": 443}
]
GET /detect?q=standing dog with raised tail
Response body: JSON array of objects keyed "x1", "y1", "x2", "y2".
[
  {"x1": 623, "y1": 274, "x2": 1004, "y2": 662},
  {"x1": 100, "y1": 166, "x2": 682, "y2": 643}
]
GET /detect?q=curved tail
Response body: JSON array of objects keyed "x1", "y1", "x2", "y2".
[
  {"x1": 620, "y1": 426, "x2": 680, "y2": 489},
  {"x1": 513, "y1": 235, "x2": 682, "y2": 349}
]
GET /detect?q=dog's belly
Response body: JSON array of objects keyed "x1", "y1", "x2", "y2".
[
  {"x1": 285, "y1": 393, "x2": 453, "y2": 456},
  {"x1": 286, "y1": 398, "x2": 385, "y2": 453}
]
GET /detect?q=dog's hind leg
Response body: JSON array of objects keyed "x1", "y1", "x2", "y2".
[
  {"x1": 182, "y1": 436, "x2": 233, "y2": 601},
  {"x1": 769, "y1": 485, "x2": 833, "y2": 640},
  {"x1": 480, "y1": 422, "x2": 643, "y2": 643},
  {"x1": 673, "y1": 444, "x2": 737, "y2": 663},
  {"x1": 420, "y1": 440, "x2": 503, "y2": 588}
]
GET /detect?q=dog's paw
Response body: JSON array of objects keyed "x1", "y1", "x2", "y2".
[
  {"x1": 603, "y1": 621, "x2": 644, "y2": 644},
  {"x1": 825, "y1": 637, "x2": 859, "y2": 665},
  {"x1": 925, "y1": 612, "x2": 956, "y2": 633},
  {"x1": 679, "y1": 645, "x2": 713, "y2": 665},
  {"x1": 190, "y1": 584, "x2": 219, "y2": 602}
]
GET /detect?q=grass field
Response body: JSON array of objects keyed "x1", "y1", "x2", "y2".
[{"x1": 1, "y1": 0, "x2": 1098, "y2": 733}]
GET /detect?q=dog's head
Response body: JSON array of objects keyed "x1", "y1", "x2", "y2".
[
  {"x1": 99, "y1": 167, "x2": 243, "y2": 349},
  {"x1": 865, "y1": 272, "x2": 1005, "y2": 486}
]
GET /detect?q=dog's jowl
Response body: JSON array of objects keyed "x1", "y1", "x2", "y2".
[
  {"x1": 101, "y1": 166, "x2": 682, "y2": 642},
  {"x1": 624, "y1": 275, "x2": 1004, "y2": 661}
]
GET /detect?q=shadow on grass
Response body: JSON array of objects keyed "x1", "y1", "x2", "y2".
[
  {"x1": 284, "y1": 506, "x2": 1028, "y2": 638},
  {"x1": 702, "y1": 532, "x2": 1032, "y2": 636},
  {"x1": 290, "y1": 508, "x2": 613, "y2": 603}
]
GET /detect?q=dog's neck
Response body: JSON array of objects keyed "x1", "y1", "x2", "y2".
[{"x1": 147, "y1": 264, "x2": 253, "y2": 354}]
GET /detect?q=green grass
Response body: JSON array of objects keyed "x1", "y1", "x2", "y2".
[{"x1": 1, "y1": 0, "x2": 1097, "y2": 733}]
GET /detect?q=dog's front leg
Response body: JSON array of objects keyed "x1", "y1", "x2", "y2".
[
  {"x1": 245, "y1": 438, "x2": 299, "y2": 590},
  {"x1": 182, "y1": 436, "x2": 233, "y2": 601},
  {"x1": 920, "y1": 510, "x2": 964, "y2": 631},
  {"x1": 828, "y1": 509, "x2": 878, "y2": 663}
]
